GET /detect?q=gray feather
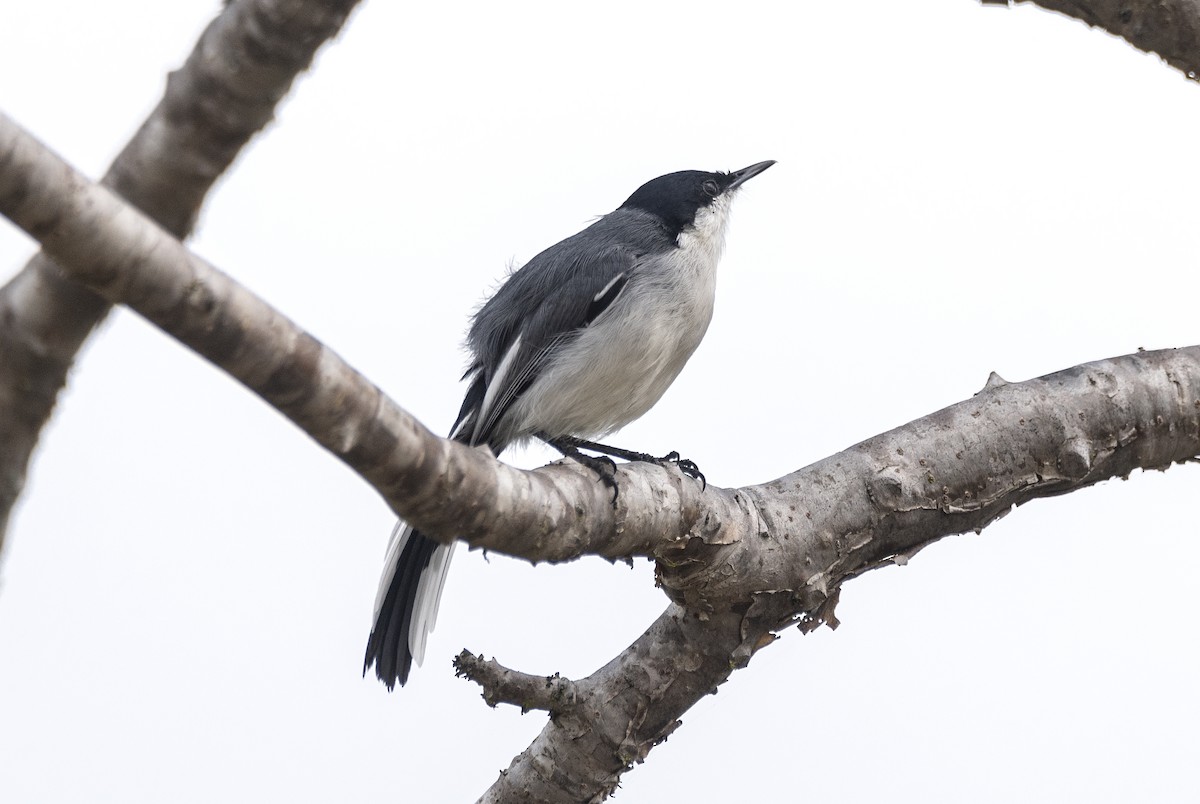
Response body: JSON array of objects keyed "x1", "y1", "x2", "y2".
[{"x1": 465, "y1": 210, "x2": 674, "y2": 446}]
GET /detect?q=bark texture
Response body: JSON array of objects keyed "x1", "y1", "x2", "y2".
[
  {"x1": 471, "y1": 349, "x2": 1200, "y2": 801},
  {"x1": 0, "y1": 0, "x2": 361, "y2": 551},
  {"x1": 987, "y1": 0, "x2": 1200, "y2": 80},
  {"x1": 3, "y1": 109, "x2": 1199, "y2": 801}
]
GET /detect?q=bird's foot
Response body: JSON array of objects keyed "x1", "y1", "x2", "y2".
[
  {"x1": 572, "y1": 452, "x2": 620, "y2": 504},
  {"x1": 657, "y1": 451, "x2": 706, "y2": 490},
  {"x1": 541, "y1": 434, "x2": 620, "y2": 504},
  {"x1": 539, "y1": 434, "x2": 706, "y2": 494}
]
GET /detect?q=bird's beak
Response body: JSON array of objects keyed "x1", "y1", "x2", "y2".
[{"x1": 726, "y1": 160, "x2": 776, "y2": 190}]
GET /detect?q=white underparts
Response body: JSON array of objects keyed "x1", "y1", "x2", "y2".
[{"x1": 500, "y1": 190, "x2": 739, "y2": 442}]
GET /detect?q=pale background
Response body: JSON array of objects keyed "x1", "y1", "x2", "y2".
[{"x1": 2, "y1": 2, "x2": 1198, "y2": 801}]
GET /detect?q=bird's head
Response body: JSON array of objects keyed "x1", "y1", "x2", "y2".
[{"x1": 619, "y1": 160, "x2": 775, "y2": 242}]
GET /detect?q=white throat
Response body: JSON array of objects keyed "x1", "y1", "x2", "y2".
[{"x1": 676, "y1": 190, "x2": 735, "y2": 266}]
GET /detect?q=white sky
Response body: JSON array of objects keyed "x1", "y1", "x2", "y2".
[{"x1": 2, "y1": 1, "x2": 1198, "y2": 801}]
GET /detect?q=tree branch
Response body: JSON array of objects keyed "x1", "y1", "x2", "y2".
[
  {"x1": 475, "y1": 350, "x2": 1200, "y2": 801},
  {"x1": 454, "y1": 652, "x2": 579, "y2": 714},
  {"x1": 0, "y1": 0, "x2": 361, "y2": 552},
  {"x1": 3, "y1": 106, "x2": 1199, "y2": 801},
  {"x1": 983, "y1": 0, "x2": 1200, "y2": 80}
]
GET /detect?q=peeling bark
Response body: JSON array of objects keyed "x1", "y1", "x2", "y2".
[{"x1": 0, "y1": 0, "x2": 361, "y2": 552}]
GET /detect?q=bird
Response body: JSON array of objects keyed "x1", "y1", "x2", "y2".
[{"x1": 363, "y1": 160, "x2": 775, "y2": 689}]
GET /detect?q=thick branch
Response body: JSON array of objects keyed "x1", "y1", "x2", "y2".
[
  {"x1": 0, "y1": 0, "x2": 361, "y2": 550},
  {"x1": 985, "y1": 0, "x2": 1200, "y2": 80},
  {"x1": 659, "y1": 350, "x2": 1200, "y2": 613}
]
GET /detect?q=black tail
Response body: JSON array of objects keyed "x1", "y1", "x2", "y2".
[
  {"x1": 364, "y1": 381, "x2": 501, "y2": 690},
  {"x1": 363, "y1": 529, "x2": 440, "y2": 689}
]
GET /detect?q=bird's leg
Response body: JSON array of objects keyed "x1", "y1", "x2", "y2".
[{"x1": 539, "y1": 434, "x2": 706, "y2": 491}]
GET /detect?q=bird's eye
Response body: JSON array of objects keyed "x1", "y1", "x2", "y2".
[{"x1": 702, "y1": 179, "x2": 720, "y2": 197}]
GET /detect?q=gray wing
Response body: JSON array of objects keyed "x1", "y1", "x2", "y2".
[{"x1": 452, "y1": 232, "x2": 645, "y2": 449}]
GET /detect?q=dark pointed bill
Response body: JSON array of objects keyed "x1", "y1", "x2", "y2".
[{"x1": 727, "y1": 160, "x2": 776, "y2": 190}]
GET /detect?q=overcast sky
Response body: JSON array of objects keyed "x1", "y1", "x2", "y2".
[{"x1": 2, "y1": 2, "x2": 1198, "y2": 801}]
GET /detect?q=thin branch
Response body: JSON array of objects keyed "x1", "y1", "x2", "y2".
[
  {"x1": 454, "y1": 652, "x2": 579, "y2": 714},
  {"x1": 0, "y1": 0, "x2": 361, "y2": 552},
  {"x1": 983, "y1": 0, "x2": 1200, "y2": 80},
  {"x1": 478, "y1": 604, "x2": 739, "y2": 804}
]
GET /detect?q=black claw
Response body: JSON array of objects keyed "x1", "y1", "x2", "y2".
[
  {"x1": 659, "y1": 452, "x2": 706, "y2": 490},
  {"x1": 541, "y1": 434, "x2": 621, "y2": 504},
  {"x1": 579, "y1": 453, "x2": 620, "y2": 505}
]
